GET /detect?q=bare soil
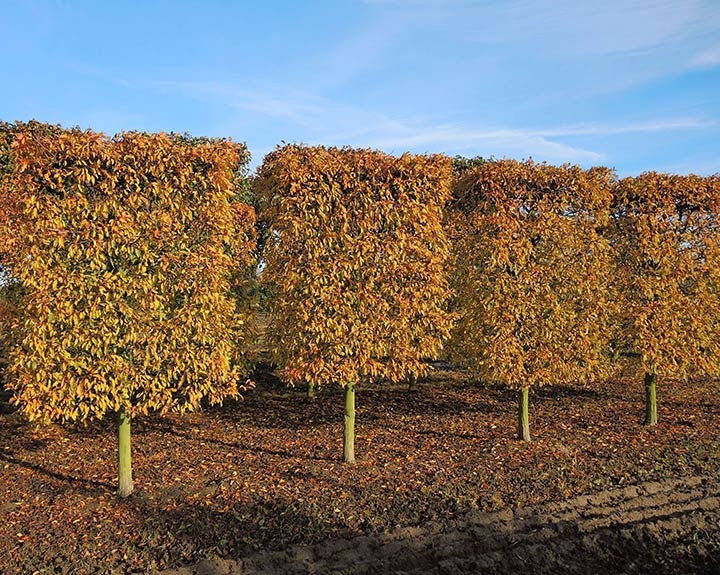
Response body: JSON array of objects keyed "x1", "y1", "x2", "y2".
[{"x1": 161, "y1": 475, "x2": 720, "y2": 575}]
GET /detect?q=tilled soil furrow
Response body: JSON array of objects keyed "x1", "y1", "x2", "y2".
[{"x1": 159, "y1": 476, "x2": 720, "y2": 575}]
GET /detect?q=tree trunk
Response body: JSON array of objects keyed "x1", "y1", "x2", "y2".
[
  {"x1": 117, "y1": 407, "x2": 133, "y2": 497},
  {"x1": 644, "y1": 372, "x2": 657, "y2": 426},
  {"x1": 307, "y1": 381, "x2": 317, "y2": 399},
  {"x1": 518, "y1": 387, "x2": 531, "y2": 442},
  {"x1": 344, "y1": 385, "x2": 355, "y2": 463},
  {"x1": 408, "y1": 375, "x2": 418, "y2": 393}
]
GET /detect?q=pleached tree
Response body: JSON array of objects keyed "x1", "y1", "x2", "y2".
[
  {"x1": 2, "y1": 127, "x2": 256, "y2": 496},
  {"x1": 255, "y1": 145, "x2": 454, "y2": 462},
  {"x1": 447, "y1": 160, "x2": 616, "y2": 441},
  {"x1": 611, "y1": 172, "x2": 720, "y2": 425}
]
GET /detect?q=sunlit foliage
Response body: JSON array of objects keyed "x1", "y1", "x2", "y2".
[
  {"x1": 256, "y1": 145, "x2": 454, "y2": 389},
  {"x1": 611, "y1": 172, "x2": 720, "y2": 423},
  {"x1": 255, "y1": 145, "x2": 454, "y2": 461},
  {"x1": 447, "y1": 160, "x2": 617, "y2": 439},
  {"x1": 3, "y1": 128, "x2": 257, "y2": 423}
]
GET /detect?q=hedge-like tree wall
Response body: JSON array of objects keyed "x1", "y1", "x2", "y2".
[
  {"x1": 255, "y1": 145, "x2": 454, "y2": 462},
  {"x1": 611, "y1": 172, "x2": 720, "y2": 424},
  {"x1": 447, "y1": 160, "x2": 617, "y2": 440},
  {"x1": 3, "y1": 128, "x2": 256, "y2": 495}
]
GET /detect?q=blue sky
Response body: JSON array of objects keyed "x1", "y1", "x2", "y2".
[{"x1": 2, "y1": 0, "x2": 719, "y2": 176}]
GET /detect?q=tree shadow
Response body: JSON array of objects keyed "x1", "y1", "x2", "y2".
[
  {"x1": 0, "y1": 446, "x2": 114, "y2": 494},
  {"x1": 124, "y1": 485, "x2": 720, "y2": 575},
  {"x1": 534, "y1": 384, "x2": 601, "y2": 400},
  {"x1": 214, "y1": 389, "x2": 341, "y2": 429},
  {"x1": 0, "y1": 416, "x2": 49, "y2": 452},
  {"x1": 0, "y1": 388, "x2": 15, "y2": 414},
  {"x1": 138, "y1": 415, "x2": 336, "y2": 462},
  {"x1": 360, "y1": 385, "x2": 500, "y2": 422},
  {"x1": 123, "y1": 494, "x2": 353, "y2": 572},
  {"x1": 210, "y1": 365, "x2": 505, "y2": 430}
]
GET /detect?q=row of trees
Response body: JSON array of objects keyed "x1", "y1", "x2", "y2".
[
  {"x1": 447, "y1": 163, "x2": 720, "y2": 439},
  {"x1": 256, "y1": 150, "x2": 720, "y2": 450},
  {"x1": 1, "y1": 122, "x2": 719, "y2": 495}
]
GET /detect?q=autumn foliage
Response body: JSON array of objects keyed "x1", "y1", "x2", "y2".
[
  {"x1": 0, "y1": 122, "x2": 65, "y2": 387},
  {"x1": 0, "y1": 121, "x2": 66, "y2": 274},
  {"x1": 255, "y1": 145, "x2": 454, "y2": 460},
  {"x1": 447, "y1": 160, "x2": 617, "y2": 440},
  {"x1": 3, "y1": 128, "x2": 257, "y2": 423},
  {"x1": 1, "y1": 116, "x2": 719, "y2": 484},
  {"x1": 611, "y1": 172, "x2": 720, "y2": 423},
  {"x1": 256, "y1": 145, "x2": 454, "y2": 388}
]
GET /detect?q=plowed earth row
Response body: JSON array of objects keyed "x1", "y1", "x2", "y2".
[{"x1": 163, "y1": 475, "x2": 720, "y2": 575}]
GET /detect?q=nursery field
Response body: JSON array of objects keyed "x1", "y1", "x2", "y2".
[{"x1": 1, "y1": 365, "x2": 720, "y2": 574}]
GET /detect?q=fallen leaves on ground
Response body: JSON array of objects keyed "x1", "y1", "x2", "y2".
[{"x1": 1, "y1": 365, "x2": 719, "y2": 574}]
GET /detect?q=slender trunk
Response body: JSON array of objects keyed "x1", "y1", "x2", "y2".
[
  {"x1": 307, "y1": 381, "x2": 317, "y2": 399},
  {"x1": 518, "y1": 387, "x2": 531, "y2": 442},
  {"x1": 117, "y1": 407, "x2": 133, "y2": 497},
  {"x1": 408, "y1": 375, "x2": 418, "y2": 393},
  {"x1": 644, "y1": 372, "x2": 657, "y2": 426},
  {"x1": 344, "y1": 385, "x2": 355, "y2": 463}
]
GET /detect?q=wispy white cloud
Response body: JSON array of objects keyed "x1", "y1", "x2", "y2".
[
  {"x1": 160, "y1": 79, "x2": 717, "y2": 167},
  {"x1": 493, "y1": 0, "x2": 712, "y2": 56},
  {"x1": 158, "y1": 81, "x2": 362, "y2": 130},
  {"x1": 540, "y1": 118, "x2": 718, "y2": 137},
  {"x1": 364, "y1": 119, "x2": 717, "y2": 164},
  {"x1": 691, "y1": 44, "x2": 720, "y2": 68},
  {"x1": 158, "y1": 79, "x2": 595, "y2": 162},
  {"x1": 358, "y1": 0, "x2": 720, "y2": 105},
  {"x1": 364, "y1": 125, "x2": 602, "y2": 163},
  {"x1": 385, "y1": 0, "x2": 719, "y2": 58}
]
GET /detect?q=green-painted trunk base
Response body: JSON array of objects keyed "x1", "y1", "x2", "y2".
[
  {"x1": 644, "y1": 372, "x2": 658, "y2": 426},
  {"x1": 518, "y1": 388, "x2": 531, "y2": 442},
  {"x1": 344, "y1": 385, "x2": 356, "y2": 464},
  {"x1": 117, "y1": 408, "x2": 133, "y2": 497}
]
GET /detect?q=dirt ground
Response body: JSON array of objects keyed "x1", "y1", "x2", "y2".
[
  {"x1": 3, "y1": 366, "x2": 720, "y2": 574},
  {"x1": 161, "y1": 475, "x2": 720, "y2": 575}
]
